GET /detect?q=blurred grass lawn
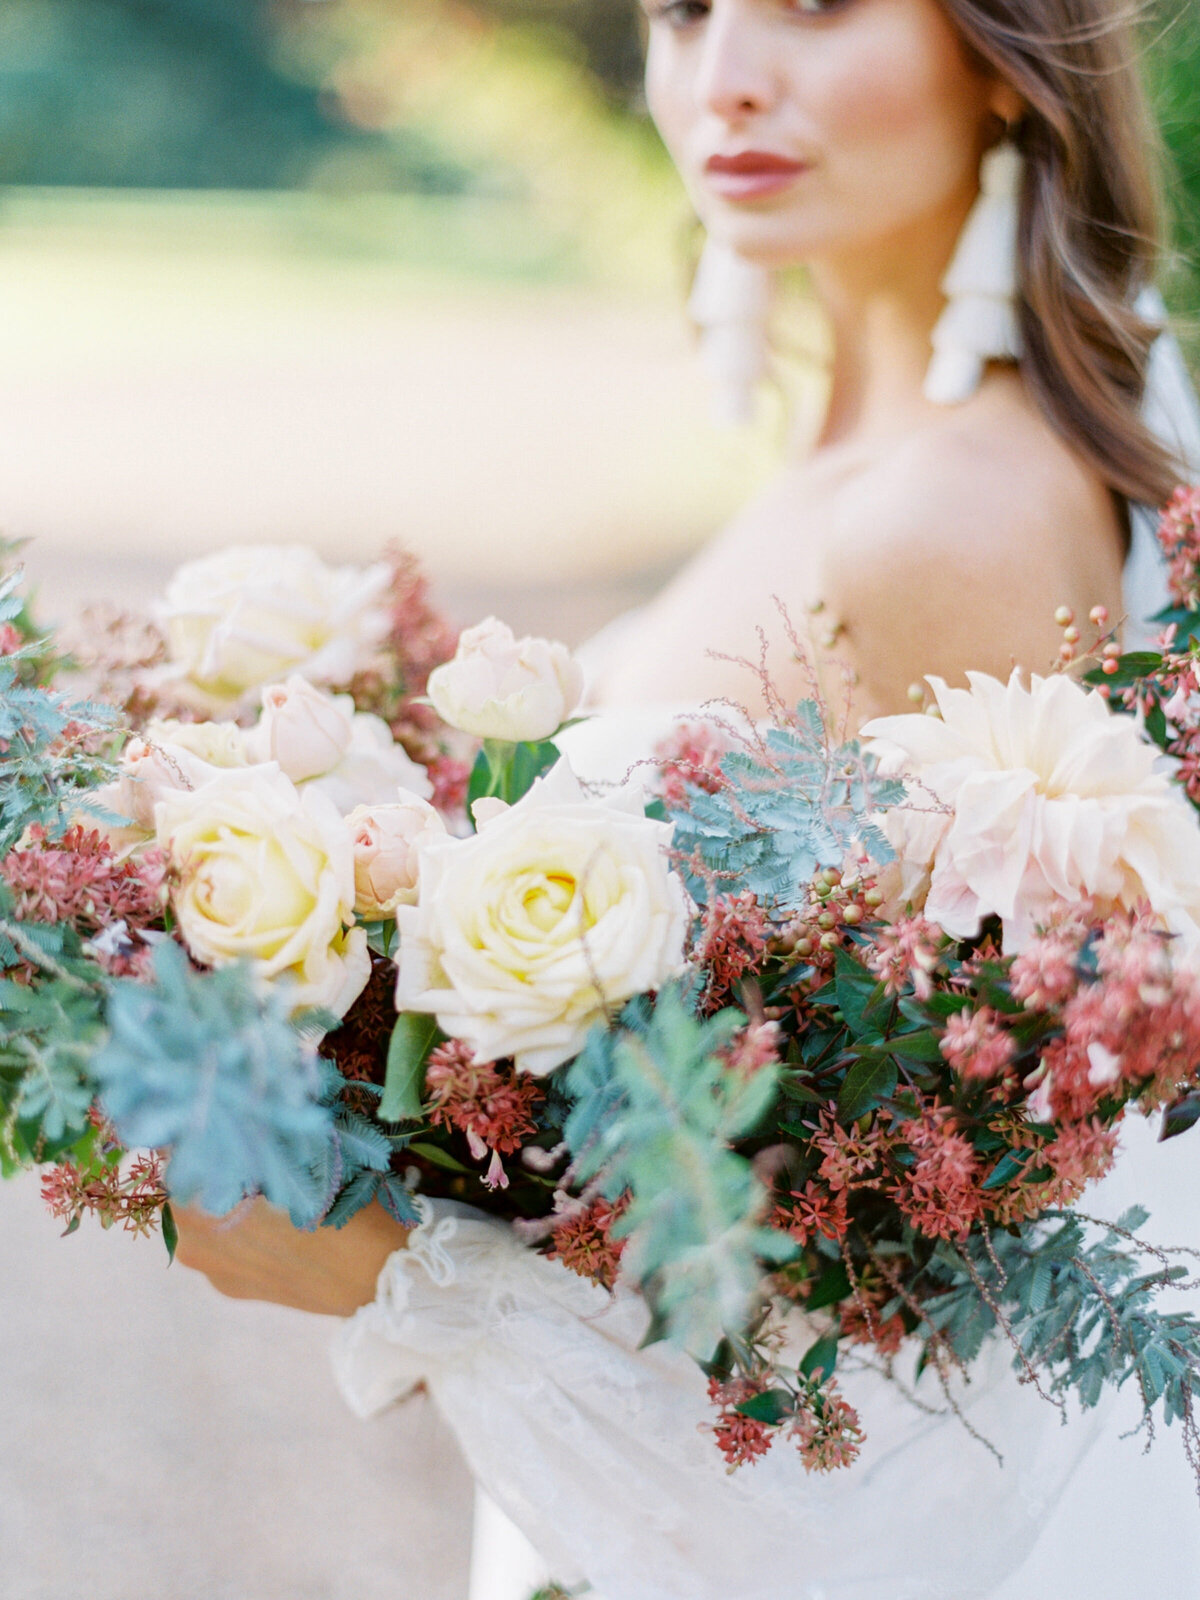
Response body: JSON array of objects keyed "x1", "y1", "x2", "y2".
[{"x1": 0, "y1": 185, "x2": 786, "y2": 632}]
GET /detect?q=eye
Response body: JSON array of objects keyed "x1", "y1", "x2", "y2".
[
  {"x1": 644, "y1": 0, "x2": 711, "y2": 29},
  {"x1": 786, "y1": 0, "x2": 853, "y2": 13}
]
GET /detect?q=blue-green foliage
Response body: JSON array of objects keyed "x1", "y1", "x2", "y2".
[
  {"x1": 925, "y1": 1209, "x2": 1200, "y2": 1433},
  {"x1": 668, "y1": 703, "x2": 902, "y2": 913},
  {"x1": 565, "y1": 984, "x2": 794, "y2": 1359},
  {"x1": 93, "y1": 942, "x2": 334, "y2": 1222},
  {"x1": 314, "y1": 1065, "x2": 423, "y2": 1231}
]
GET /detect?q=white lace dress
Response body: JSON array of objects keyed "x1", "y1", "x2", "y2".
[{"x1": 331, "y1": 1115, "x2": 1200, "y2": 1600}]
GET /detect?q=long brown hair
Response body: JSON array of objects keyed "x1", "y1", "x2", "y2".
[{"x1": 940, "y1": 0, "x2": 1181, "y2": 510}]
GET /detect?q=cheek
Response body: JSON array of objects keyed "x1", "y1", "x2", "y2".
[
  {"x1": 644, "y1": 36, "x2": 690, "y2": 172},
  {"x1": 803, "y1": 5, "x2": 988, "y2": 224}
]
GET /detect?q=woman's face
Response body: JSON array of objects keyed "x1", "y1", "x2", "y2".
[{"x1": 644, "y1": 0, "x2": 1015, "y2": 270}]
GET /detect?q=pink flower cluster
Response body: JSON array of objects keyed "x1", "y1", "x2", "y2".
[
  {"x1": 1157, "y1": 485, "x2": 1200, "y2": 610},
  {"x1": 1022, "y1": 910, "x2": 1200, "y2": 1124},
  {"x1": 41, "y1": 1148, "x2": 167, "y2": 1237},
  {"x1": 707, "y1": 1373, "x2": 864, "y2": 1474},
  {"x1": 425, "y1": 1040, "x2": 542, "y2": 1189},
  {"x1": 547, "y1": 1194, "x2": 629, "y2": 1291},
  {"x1": 866, "y1": 914, "x2": 945, "y2": 1000},
  {"x1": 939, "y1": 1005, "x2": 1015, "y2": 1083},
  {"x1": 693, "y1": 892, "x2": 771, "y2": 1011},
  {"x1": 1, "y1": 826, "x2": 166, "y2": 937},
  {"x1": 893, "y1": 1102, "x2": 986, "y2": 1241},
  {"x1": 654, "y1": 719, "x2": 731, "y2": 808},
  {"x1": 774, "y1": 1179, "x2": 849, "y2": 1248}
]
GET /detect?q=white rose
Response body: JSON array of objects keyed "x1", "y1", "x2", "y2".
[
  {"x1": 155, "y1": 765, "x2": 369, "y2": 1017},
  {"x1": 247, "y1": 676, "x2": 355, "y2": 783},
  {"x1": 394, "y1": 760, "x2": 689, "y2": 1074},
  {"x1": 156, "y1": 544, "x2": 390, "y2": 705},
  {"x1": 144, "y1": 719, "x2": 250, "y2": 769},
  {"x1": 427, "y1": 617, "x2": 584, "y2": 743},
  {"x1": 348, "y1": 792, "x2": 447, "y2": 919},
  {"x1": 301, "y1": 712, "x2": 432, "y2": 815},
  {"x1": 863, "y1": 669, "x2": 1200, "y2": 952}
]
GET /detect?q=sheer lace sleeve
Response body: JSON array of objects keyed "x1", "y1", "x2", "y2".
[{"x1": 333, "y1": 1198, "x2": 1114, "y2": 1600}]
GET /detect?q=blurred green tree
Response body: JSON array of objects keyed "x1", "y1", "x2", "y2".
[
  {"x1": 0, "y1": 0, "x2": 467, "y2": 189},
  {"x1": 469, "y1": 0, "x2": 644, "y2": 98},
  {"x1": 1147, "y1": 2, "x2": 1200, "y2": 324}
]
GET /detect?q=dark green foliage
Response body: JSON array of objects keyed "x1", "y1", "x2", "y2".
[
  {"x1": 93, "y1": 942, "x2": 334, "y2": 1221},
  {"x1": 564, "y1": 983, "x2": 794, "y2": 1358},
  {"x1": 669, "y1": 707, "x2": 901, "y2": 914},
  {"x1": 0, "y1": 894, "x2": 108, "y2": 1166},
  {"x1": 467, "y1": 737, "x2": 561, "y2": 814},
  {"x1": 379, "y1": 1013, "x2": 443, "y2": 1124}
]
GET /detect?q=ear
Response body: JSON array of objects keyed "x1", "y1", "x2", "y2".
[{"x1": 987, "y1": 82, "x2": 1026, "y2": 129}]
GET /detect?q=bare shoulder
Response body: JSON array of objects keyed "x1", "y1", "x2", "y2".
[{"x1": 819, "y1": 392, "x2": 1125, "y2": 717}]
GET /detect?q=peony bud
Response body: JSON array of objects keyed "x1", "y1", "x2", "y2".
[
  {"x1": 348, "y1": 791, "x2": 447, "y2": 918},
  {"x1": 427, "y1": 617, "x2": 584, "y2": 743},
  {"x1": 248, "y1": 676, "x2": 355, "y2": 783}
]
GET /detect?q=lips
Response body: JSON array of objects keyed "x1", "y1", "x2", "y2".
[{"x1": 704, "y1": 151, "x2": 810, "y2": 201}]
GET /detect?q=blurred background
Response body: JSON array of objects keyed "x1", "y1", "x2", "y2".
[{"x1": 0, "y1": 3, "x2": 1196, "y2": 1597}]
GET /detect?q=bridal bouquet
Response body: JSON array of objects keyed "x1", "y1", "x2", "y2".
[{"x1": 7, "y1": 490, "x2": 1200, "y2": 1487}]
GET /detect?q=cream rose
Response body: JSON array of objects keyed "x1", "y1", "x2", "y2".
[
  {"x1": 301, "y1": 712, "x2": 432, "y2": 815},
  {"x1": 155, "y1": 765, "x2": 369, "y2": 1016},
  {"x1": 427, "y1": 617, "x2": 584, "y2": 743},
  {"x1": 157, "y1": 544, "x2": 390, "y2": 705},
  {"x1": 247, "y1": 676, "x2": 355, "y2": 784},
  {"x1": 863, "y1": 669, "x2": 1200, "y2": 951},
  {"x1": 348, "y1": 792, "x2": 447, "y2": 919},
  {"x1": 145, "y1": 718, "x2": 250, "y2": 769},
  {"x1": 394, "y1": 760, "x2": 689, "y2": 1074}
]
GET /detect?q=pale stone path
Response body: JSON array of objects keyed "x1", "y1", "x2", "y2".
[{"x1": 1, "y1": 1176, "x2": 473, "y2": 1600}]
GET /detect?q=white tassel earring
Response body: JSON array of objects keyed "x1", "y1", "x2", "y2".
[
  {"x1": 688, "y1": 238, "x2": 774, "y2": 425},
  {"x1": 924, "y1": 141, "x2": 1025, "y2": 406}
]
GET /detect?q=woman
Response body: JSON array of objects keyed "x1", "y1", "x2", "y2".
[{"x1": 176, "y1": 1, "x2": 1200, "y2": 1594}]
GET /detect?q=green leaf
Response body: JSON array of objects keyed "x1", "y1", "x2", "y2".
[
  {"x1": 467, "y1": 738, "x2": 562, "y2": 816},
  {"x1": 833, "y1": 950, "x2": 883, "y2": 1037},
  {"x1": 800, "y1": 1332, "x2": 839, "y2": 1381},
  {"x1": 837, "y1": 1053, "x2": 898, "y2": 1124},
  {"x1": 735, "y1": 1388, "x2": 794, "y2": 1425},
  {"x1": 1160, "y1": 1091, "x2": 1200, "y2": 1142},
  {"x1": 364, "y1": 921, "x2": 396, "y2": 960},
  {"x1": 981, "y1": 1148, "x2": 1033, "y2": 1191},
  {"x1": 161, "y1": 1201, "x2": 178, "y2": 1264},
  {"x1": 805, "y1": 1259, "x2": 852, "y2": 1313},
  {"x1": 379, "y1": 1014, "x2": 443, "y2": 1123},
  {"x1": 408, "y1": 1140, "x2": 473, "y2": 1173},
  {"x1": 890, "y1": 1028, "x2": 946, "y2": 1064}
]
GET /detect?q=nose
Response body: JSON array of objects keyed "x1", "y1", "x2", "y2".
[{"x1": 694, "y1": 6, "x2": 779, "y2": 121}]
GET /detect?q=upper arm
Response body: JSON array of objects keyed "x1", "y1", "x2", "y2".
[{"x1": 819, "y1": 434, "x2": 1123, "y2": 724}]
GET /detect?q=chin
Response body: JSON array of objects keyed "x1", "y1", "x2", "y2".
[{"x1": 702, "y1": 214, "x2": 828, "y2": 271}]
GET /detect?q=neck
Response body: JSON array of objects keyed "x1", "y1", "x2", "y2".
[{"x1": 807, "y1": 191, "x2": 976, "y2": 450}]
